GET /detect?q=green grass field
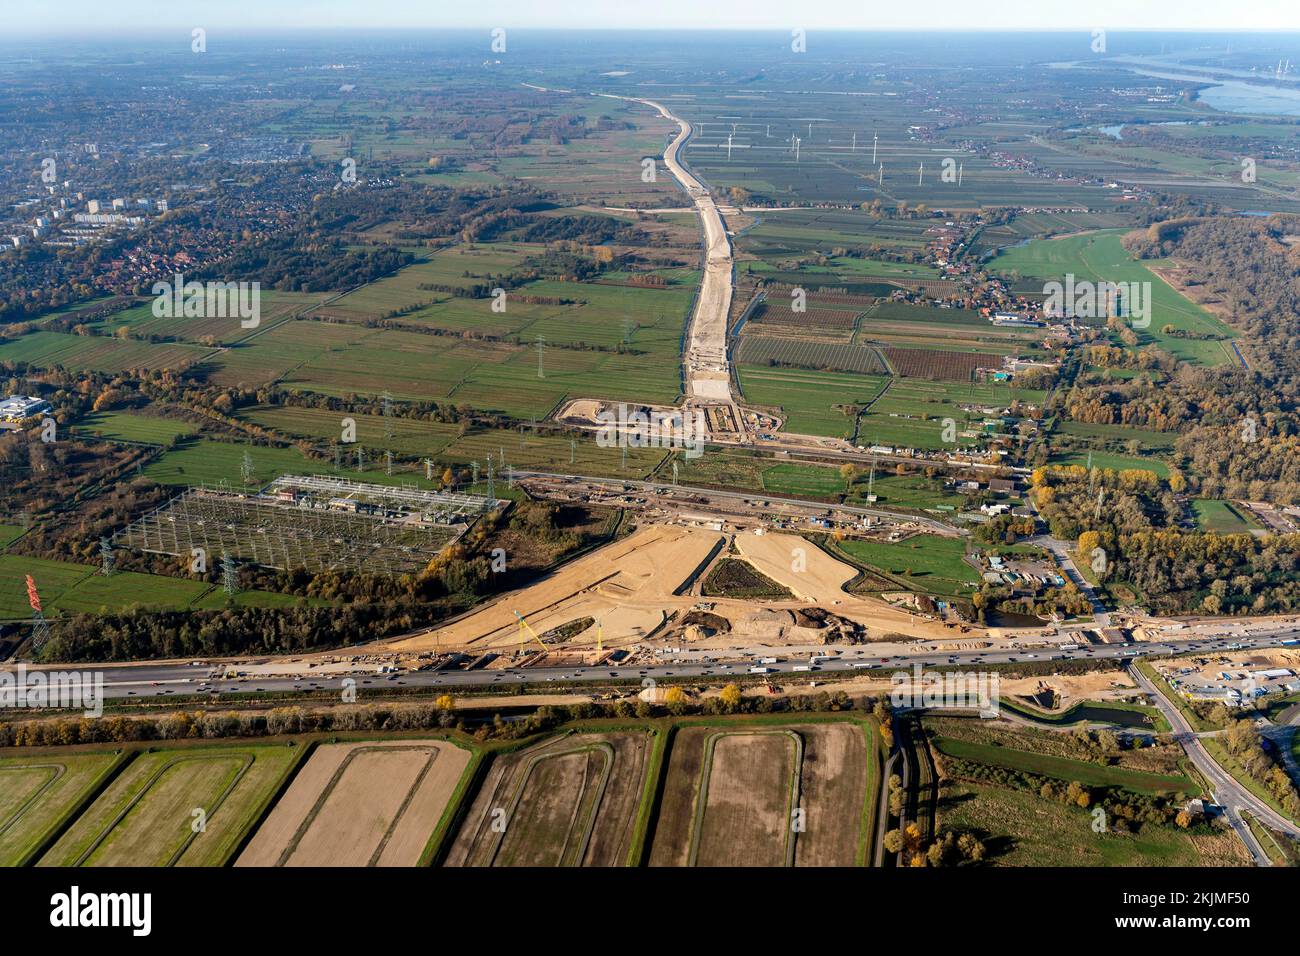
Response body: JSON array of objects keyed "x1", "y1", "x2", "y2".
[
  {"x1": 143, "y1": 437, "x2": 449, "y2": 490},
  {"x1": 759, "y1": 462, "x2": 845, "y2": 497},
  {"x1": 72, "y1": 411, "x2": 198, "y2": 445},
  {"x1": 0, "y1": 751, "x2": 125, "y2": 866},
  {"x1": 738, "y1": 366, "x2": 888, "y2": 438},
  {"x1": 933, "y1": 737, "x2": 1198, "y2": 795},
  {"x1": 1048, "y1": 449, "x2": 1170, "y2": 478},
  {"x1": 847, "y1": 473, "x2": 972, "y2": 511},
  {"x1": 836, "y1": 534, "x2": 980, "y2": 595},
  {"x1": 0, "y1": 552, "x2": 308, "y2": 620},
  {"x1": 989, "y1": 231, "x2": 1237, "y2": 366},
  {"x1": 38, "y1": 744, "x2": 301, "y2": 867},
  {"x1": 939, "y1": 780, "x2": 1245, "y2": 866},
  {"x1": 1191, "y1": 499, "x2": 1260, "y2": 534}
]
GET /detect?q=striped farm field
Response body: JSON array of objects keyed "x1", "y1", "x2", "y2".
[
  {"x1": 882, "y1": 346, "x2": 994, "y2": 381},
  {"x1": 239, "y1": 405, "x2": 461, "y2": 458},
  {"x1": 39, "y1": 744, "x2": 302, "y2": 867},
  {"x1": 87, "y1": 291, "x2": 331, "y2": 345},
  {"x1": 748, "y1": 302, "x2": 860, "y2": 332},
  {"x1": 736, "y1": 336, "x2": 888, "y2": 375},
  {"x1": 0, "y1": 330, "x2": 208, "y2": 373},
  {"x1": 446, "y1": 731, "x2": 653, "y2": 867},
  {"x1": 0, "y1": 752, "x2": 126, "y2": 867},
  {"x1": 738, "y1": 365, "x2": 889, "y2": 438},
  {"x1": 239, "y1": 739, "x2": 472, "y2": 867},
  {"x1": 649, "y1": 721, "x2": 876, "y2": 867}
]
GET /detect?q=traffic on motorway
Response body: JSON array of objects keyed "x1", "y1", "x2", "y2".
[{"x1": 65, "y1": 628, "x2": 1300, "y2": 701}]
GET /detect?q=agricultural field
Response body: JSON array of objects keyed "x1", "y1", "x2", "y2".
[
  {"x1": 0, "y1": 751, "x2": 125, "y2": 867},
  {"x1": 142, "y1": 437, "x2": 441, "y2": 489},
  {"x1": 836, "y1": 535, "x2": 980, "y2": 596},
  {"x1": 72, "y1": 411, "x2": 198, "y2": 445},
  {"x1": 737, "y1": 365, "x2": 888, "y2": 438},
  {"x1": 967, "y1": 210, "x2": 1134, "y2": 259},
  {"x1": 0, "y1": 329, "x2": 209, "y2": 374},
  {"x1": 857, "y1": 302, "x2": 1044, "y2": 358},
  {"x1": 735, "y1": 336, "x2": 889, "y2": 376},
  {"x1": 857, "y1": 378, "x2": 1042, "y2": 450},
  {"x1": 239, "y1": 405, "x2": 461, "y2": 459},
  {"x1": 988, "y1": 231, "x2": 1238, "y2": 366},
  {"x1": 440, "y1": 426, "x2": 668, "y2": 479},
  {"x1": 649, "y1": 720, "x2": 876, "y2": 867},
  {"x1": 1052, "y1": 420, "x2": 1177, "y2": 457},
  {"x1": 39, "y1": 744, "x2": 300, "y2": 867},
  {"x1": 446, "y1": 730, "x2": 654, "y2": 867},
  {"x1": 239, "y1": 739, "x2": 471, "y2": 867},
  {"x1": 82, "y1": 291, "x2": 331, "y2": 346}
]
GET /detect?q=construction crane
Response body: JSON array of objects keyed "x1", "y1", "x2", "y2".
[{"x1": 513, "y1": 610, "x2": 550, "y2": 653}]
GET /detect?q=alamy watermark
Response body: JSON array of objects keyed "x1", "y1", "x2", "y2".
[
  {"x1": 890, "y1": 663, "x2": 1000, "y2": 718},
  {"x1": 151, "y1": 272, "x2": 260, "y2": 328},
  {"x1": 595, "y1": 403, "x2": 707, "y2": 459},
  {"x1": 0, "y1": 665, "x2": 104, "y2": 718},
  {"x1": 1042, "y1": 274, "x2": 1150, "y2": 328}
]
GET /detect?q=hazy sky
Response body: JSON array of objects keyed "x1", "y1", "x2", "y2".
[{"x1": 9, "y1": 0, "x2": 1300, "y2": 35}]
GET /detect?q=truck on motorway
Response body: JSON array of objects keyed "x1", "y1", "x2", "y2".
[
  {"x1": 758, "y1": 657, "x2": 779, "y2": 664},
  {"x1": 748, "y1": 666, "x2": 772, "y2": 674},
  {"x1": 1059, "y1": 644, "x2": 1080, "y2": 651},
  {"x1": 792, "y1": 665, "x2": 812, "y2": 672}
]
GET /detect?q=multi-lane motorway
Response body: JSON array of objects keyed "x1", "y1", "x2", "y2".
[{"x1": 37, "y1": 626, "x2": 1300, "y2": 702}]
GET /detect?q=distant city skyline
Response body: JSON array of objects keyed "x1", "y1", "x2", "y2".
[{"x1": 8, "y1": 0, "x2": 1300, "y2": 36}]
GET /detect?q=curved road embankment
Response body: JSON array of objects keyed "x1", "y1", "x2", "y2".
[{"x1": 597, "y1": 93, "x2": 735, "y2": 405}]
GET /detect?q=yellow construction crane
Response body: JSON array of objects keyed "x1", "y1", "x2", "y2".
[{"x1": 513, "y1": 610, "x2": 549, "y2": 653}]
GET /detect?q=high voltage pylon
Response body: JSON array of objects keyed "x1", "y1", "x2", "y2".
[
  {"x1": 99, "y1": 536, "x2": 115, "y2": 576},
  {"x1": 221, "y1": 551, "x2": 240, "y2": 595},
  {"x1": 382, "y1": 391, "x2": 394, "y2": 442},
  {"x1": 25, "y1": 574, "x2": 49, "y2": 655}
]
